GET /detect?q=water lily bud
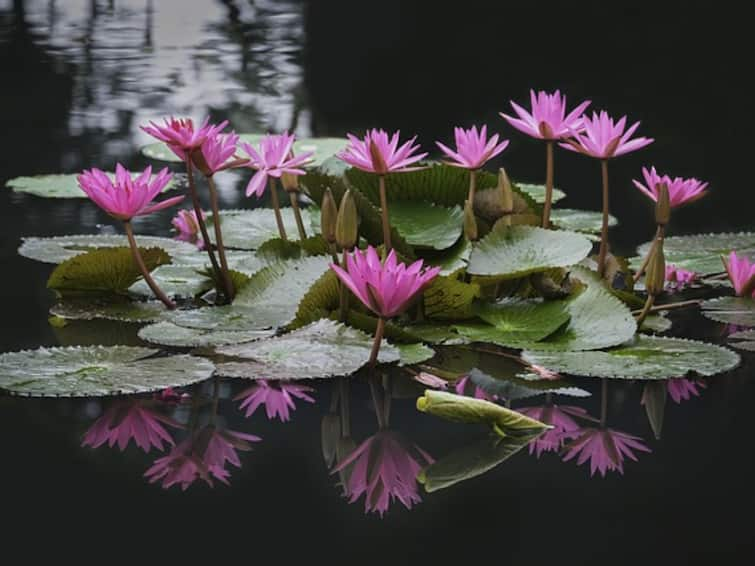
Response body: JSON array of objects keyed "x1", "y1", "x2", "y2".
[
  {"x1": 336, "y1": 189, "x2": 358, "y2": 249},
  {"x1": 321, "y1": 188, "x2": 338, "y2": 244},
  {"x1": 463, "y1": 199, "x2": 478, "y2": 241},
  {"x1": 645, "y1": 242, "x2": 666, "y2": 296},
  {"x1": 281, "y1": 172, "x2": 300, "y2": 192},
  {"x1": 498, "y1": 168, "x2": 513, "y2": 213},
  {"x1": 655, "y1": 182, "x2": 671, "y2": 225}
]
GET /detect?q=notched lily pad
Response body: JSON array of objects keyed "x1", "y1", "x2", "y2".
[
  {"x1": 129, "y1": 265, "x2": 213, "y2": 299},
  {"x1": 389, "y1": 201, "x2": 463, "y2": 250},
  {"x1": 208, "y1": 208, "x2": 318, "y2": 250},
  {"x1": 515, "y1": 183, "x2": 566, "y2": 204},
  {"x1": 50, "y1": 299, "x2": 167, "y2": 322},
  {"x1": 138, "y1": 321, "x2": 272, "y2": 348},
  {"x1": 550, "y1": 208, "x2": 617, "y2": 234},
  {"x1": 6, "y1": 173, "x2": 176, "y2": 199},
  {"x1": 701, "y1": 296, "x2": 755, "y2": 327},
  {"x1": 0, "y1": 345, "x2": 215, "y2": 397}
]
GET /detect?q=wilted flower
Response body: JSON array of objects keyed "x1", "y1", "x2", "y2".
[
  {"x1": 665, "y1": 264, "x2": 697, "y2": 289},
  {"x1": 171, "y1": 209, "x2": 205, "y2": 248},
  {"x1": 500, "y1": 89, "x2": 591, "y2": 140},
  {"x1": 633, "y1": 166, "x2": 708, "y2": 207},
  {"x1": 560, "y1": 110, "x2": 654, "y2": 159},
  {"x1": 141, "y1": 117, "x2": 229, "y2": 161},
  {"x1": 234, "y1": 380, "x2": 315, "y2": 422},
  {"x1": 435, "y1": 125, "x2": 509, "y2": 169},
  {"x1": 723, "y1": 251, "x2": 755, "y2": 297},
  {"x1": 336, "y1": 129, "x2": 427, "y2": 175},
  {"x1": 240, "y1": 132, "x2": 313, "y2": 198},
  {"x1": 562, "y1": 427, "x2": 651, "y2": 477},
  {"x1": 330, "y1": 246, "x2": 440, "y2": 319},
  {"x1": 518, "y1": 405, "x2": 588, "y2": 457},
  {"x1": 667, "y1": 378, "x2": 706, "y2": 403},
  {"x1": 77, "y1": 164, "x2": 181, "y2": 221},
  {"x1": 333, "y1": 431, "x2": 433, "y2": 516},
  {"x1": 82, "y1": 401, "x2": 180, "y2": 453}
]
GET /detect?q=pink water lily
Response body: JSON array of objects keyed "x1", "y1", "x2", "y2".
[
  {"x1": 560, "y1": 110, "x2": 654, "y2": 159},
  {"x1": 193, "y1": 131, "x2": 242, "y2": 176},
  {"x1": 667, "y1": 378, "x2": 707, "y2": 404},
  {"x1": 518, "y1": 405, "x2": 588, "y2": 458},
  {"x1": 78, "y1": 164, "x2": 181, "y2": 221},
  {"x1": 240, "y1": 132, "x2": 313, "y2": 198},
  {"x1": 141, "y1": 117, "x2": 229, "y2": 161},
  {"x1": 633, "y1": 166, "x2": 709, "y2": 207},
  {"x1": 145, "y1": 426, "x2": 261, "y2": 490},
  {"x1": 723, "y1": 251, "x2": 755, "y2": 297},
  {"x1": 562, "y1": 427, "x2": 651, "y2": 477},
  {"x1": 234, "y1": 380, "x2": 316, "y2": 422},
  {"x1": 330, "y1": 246, "x2": 440, "y2": 319},
  {"x1": 336, "y1": 129, "x2": 427, "y2": 175},
  {"x1": 172, "y1": 209, "x2": 205, "y2": 248},
  {"x1": 82, "y1": 401, "x2": 180, "y2": 453},
  {"x1": 500, "y1": 90, "x2": 591, "y2": 140},
  {"x1": 435, "y1": 125, "x2": 509, "y2": 169},
  {"x1": 665, "y1": 264, "x2": 697, "y2": 289},
  {"x1": 333, "y1": 431, "x2": 433, "y2": 516}
]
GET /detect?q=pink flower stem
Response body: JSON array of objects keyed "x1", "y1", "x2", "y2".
[
  {"x1": 339, "y1": 249, "x2": 350, "y2": 322},
  {"x1": 600, "y1": 378, "x2": 608, "y2": 427},
  {"x1": 597, "y1": 159, "x2": 610, "y2": 278},
  {"x1": 632, "y1": 225, "x2": 666, "y2": 283},
  {"x1": 368, "y1": 376, "x2": 387, "y2": 429},
  {"x1": 184, "y1": 155, "x2": 223, "y2": 279},
  {"x1": 378, "y1": 175, "x2": 392, "y2": 251},
  {"x1": 288, "y1": 191, "x2": 308, "y2": 241},
  {"x1": 383, "y1": 374, "x2": 392, "y2": 426},
  {"x1": 123, "y1": 221, "x2": 175, "y2": 310},
  {"x1": 468, "y1": 169, "x2": 478, "y2": 205},
  {"x1": 339, "y1": 377, "x2": 351, "y2": 437},
  {"x1": 206, "y1": 175, "x2": 235, "y2": 301},
  {"x1": 542, "y1": 141, "x2": 554, "y2": 228},
  {"x1": 368, "y1": 317, "x2": 387, "y2": 368},
  {"x1": 268, "y1": 178, "x2": 288, "y2": 241}
]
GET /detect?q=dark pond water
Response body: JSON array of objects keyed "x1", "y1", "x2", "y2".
[{"x1": 1, "y1": 1, "x2": 754, "y2": 562}]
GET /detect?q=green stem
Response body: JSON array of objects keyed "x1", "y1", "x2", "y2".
[
  {"x1": 289, "y1": 191, "x2": 308, "y2": 241},
  {"x1": 268, "y1": 178, "x2": 288, "y2": 241},
  {"x1": 368, "y1": 317, "x2": 387, "y2": 368},
  {"x1": 634, "y1": 294, "x2": 656, "y2": 327},
  {"x1": 378, "y1": 175, "x2": 391, "y2": 251},
  {"x1": 542, "y1": 141, "x2": 554, "y2": 228},
  {"x1": 598, "y1": 159, "x2": 610, "y2": 278},
  {"x1": 633, "y1": 225, "x2": 665, "y2": 283},
  {"x1": 124, "y1": 221, "x2": 175, "y2": 309},
  {"x1": 206, "y1": 175, "x2": 234, "y2": 301},
  {"x1": 338, "y1": 249, "x2": 350, "y2": 322},
  {"x1": 631, "y1": 298, "x2": 700, "y2": 316},
  {"x1": 185, "y1": 155, "x2": 223, "y2": 279}
]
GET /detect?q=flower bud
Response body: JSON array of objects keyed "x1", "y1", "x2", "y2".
[
  {"x1": 463, "y1": 199, "x2": 478, "y2": 241},
  {"x1": 368, "y1": 140, "x2": 388, "y2": 175},
  {"x1": 655, "y1": 182, "x2": 671, "y2": 225},
  {"x1": 644, "y1": 242, "x2": 666, "y2": 296},
  {"x1": 498, "y1": 168, "x2": 513, "y2": 213},
  {"x1": 320, "y1": 188, "x2": 338, "y2": 244},
  {"x1": 336, "y1": 189, "x2": 358, "y2": 249},
  {"x1": 281, "y1": 172, "x2": 300, "y2": 192}
]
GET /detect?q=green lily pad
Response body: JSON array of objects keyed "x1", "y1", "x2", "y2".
[
  {"x1": 727, "y1": 329, "x2": 755, "y2": 351},
  {"x1": 701, "y1": 296, "x2": 755, "y2": 327},
  {"x1": 467, "y1": 368, "x2": 590, "y2": 400},
  {"x1": 640, "y1": 314, "x2": 672, "y2": 334},
  {"x1": 215, "y1": 319, "x2": 403, "y2": 379},
  {"x1": 467, "y1": 225, "x2": 592, "y2": 279},
  {"x1": 416, "y1": 389, "x2": 551, "y2": 437},
  {"x1": 550, "y1": 208, "x2": 617, "y2": 234},
  {"x1": 522, "y1": 335, "x2": 740, "y2": 380},
  {"x1": 0, "y1": 346, "x2": 215, "y2": 397},
  {"x1": 19, "y1": 234, "x2": 197, "y2": 264},
  {"x1": 389, "y1": 201, "x2": 463, "y2": 250},
  {"x1": 421, "y1": 237, "x2": 471, "y2": 276},
  {"x1": 129, "y1": 265, "x2": 213, "y2": 299},
  {"x1": 50, "y1": 299, "x2": 166, "y2": 322},
  {"x1": 5, "y1": 173, "x2": 177, "y2": 199},
  {"x1": 207, "y1": 208, "x2": 318, "y2": 250},
  {"x1": 515, "y1": 183, "x2": 566, "y2": 204},
  {"x1": 423, "y1": 276, "x2": 481, "y2": 320},
  {"x1": 138, "y1": 321, "x2": 272, "y2": 348},
  {"x1": 395, "y1": 342, "x2": 436, "y2": 366}
]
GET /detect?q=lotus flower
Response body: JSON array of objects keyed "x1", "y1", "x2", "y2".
[
  {"x1": 454, "y1": 375, "x2": 496, "y2": 401},
  {"x1": 193, "y1": 131, "x2": 241, "y2": 176},
  {"x1": 435, "y1": 125, "x2": 509, "y2": 169},
  {"x1": 723, "y1": 251, "x2": 755, "y2": 297},
  {"x1": 633, "y1": 166, "x2": 708, "y2": 207},
  {"x1": 518, "y1": 405, "x2": 588, "y2": 457},
  {"x1": 333, "y1": 431, "x2": 433, "y2": 516},
  {"x1": 562, "y1": 427, "x2": 651, "y2": 477},
  {"x1": 141, "y1": 117, "x2": 229, "y2": 161},
  {"x1": 500, "y1": 90, "x2": 591, "y2": 140},
  {"x1": 240, "y1": 132, "x2": 313, "y2": 198},
  {"x1": 330, "y1": 246, "x2": 440, "y2": 319},
  {"x1": 667, "y1": 378, "x2": 707, "y2": 404},
  {"x1": 172, "y1": 209, "x2": 205, "y2": 248},
  {"x1": 665, "y1": 264, "x2": 697, "y2": 289},
  {"x1": 82, "y1": 401, "x2": 180, "y2": 453},
  {"x1": 336, "y1": 129, "x2": 427, "y2": 175},
  {"x1": 560, "y1": 110, "x2": 654, "y2": 159},
  {"x1": 234, "y1": 379, "x2": 315, "y2": 422},
  {"x1": 77, "y1": 164, "x2": 181, "y2": 221},
  {"x1": 145, "y1": 426, "x2": 260, "y2": 490}
]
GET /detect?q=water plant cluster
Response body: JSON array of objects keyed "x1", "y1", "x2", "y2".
[{"x1": 3, "y1": 90, "x2": 755, "y2": 500}]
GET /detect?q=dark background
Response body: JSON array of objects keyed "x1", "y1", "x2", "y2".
[{"x1": 1, "y1": 1, "x2": 754, "y2": 563}]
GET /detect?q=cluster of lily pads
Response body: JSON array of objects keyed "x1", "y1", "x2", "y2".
[{"x1": 2, "y1": 89, "x2": 754, "y2": 474}]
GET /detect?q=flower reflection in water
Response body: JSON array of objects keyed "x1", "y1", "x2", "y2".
[
  {"x1": 82, "y1": 400, "x2": 181, "y2": 453},
  {"x1": 667, "y1": 378, "x2": 706, "y2": 404},
  {"x1": 562, "y1": 428, "x2": 651, "y2": 477},
  {"x1": 145, "y1": 425, "x2": 261, "y2": 490},
  {"x1": 234, "y1": 379, "x2": 315, "y2": 422},
  {"x1": 518, "y1": 404, "x2": 588, "y2": 457}
]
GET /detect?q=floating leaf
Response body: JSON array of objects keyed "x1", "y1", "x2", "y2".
[
  {"x1": 423, "y1": 276, "x2": 480, "y2": 320},
  {"x1": 467, "y1": 225, "x2": 592, "y2": 279},
  {"x1": 515, "y1": 183, "x2": 566, "y2": 204},
  {"x1": 421, "y1": 237, "x2": 471, "y2": 276},
  {"x1": 640, "y1": 314, "x2": 672, "y2": 334},
  {"x1": 47, "y1": 247, "x2": 171, "y2": 295},
  {"x1": 293, "y1": 269, "x2": 341, "y2": 328},
  {"x1": 207, "y1": 208, "x2": 318, "y2": 250},
  {"x1": 728, "y1": 329, "x2": 755, "y2": 351},
  {"x1": 5, "y1": 173, "x2": 176, "y2": 199},
  {"x1": 467, "y1": 368, "x2": 590, "y2": 401},
  {"x1": 0, "y1": 346, "x2": 215, "y2": 397},
  {"x1": 395, "y1": 342, "x2": 436, "y2": 366},
  {"x1": 416, "y1": 389, "x2": 550, "y2": 436},
  {"x1": 50, "y1": 299, "x2": 166, "y2": 322},
  {"x1": 129, "y1": 265, "x2": 213, "y2": 299},
  {"x1": 216, "y1": 319, "x2": 402, "y2": 379},
  {"x1": 138, "y1": 321, "x2": 272, "y2": 348},
  {"x1": 522, "y1": 335, "x2": 740, "y2": 380},
  {"x1": 19, "y1": 234, "x2": 197, "y2": 264},
  {"x1": 389, "y1": 201, "x2": 463, "y2": 250},
  {"x1": 701, "y1": 296, "x2": 755, "y2": 327},
  {"x1": 256, "y1": 235, "x2": 330, "y2": 263},
  {"x1": 550, "y1": 208, "x2": 617, "y2": 234}
]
